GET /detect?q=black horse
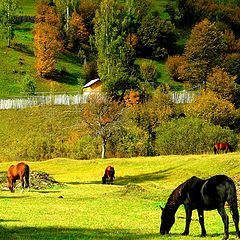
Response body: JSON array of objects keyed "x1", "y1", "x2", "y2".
[{"x1": 160, "y1": 175, "x2": 240, "y2": 240}]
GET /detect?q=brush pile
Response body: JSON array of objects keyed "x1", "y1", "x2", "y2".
[
  {"x1": 30, "y1": 171, "x2": 64, "y2": 189},
  {"x1": 1, "y1": 170, "x2": 64, "y2": 190}
]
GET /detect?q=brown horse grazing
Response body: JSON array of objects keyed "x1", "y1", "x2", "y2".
[
  {"x1": 214, "y1": 142, "x2": 232, "y2": 154},
  {"x1": 102, "y1": 166, "x2": 115, "y2": 184},
  {"x1": 7, "y1": 162, "x2": 30, "y2": 192},
  {"x1": 160, "y1": 175, "x2": 240, "y2": 240}
]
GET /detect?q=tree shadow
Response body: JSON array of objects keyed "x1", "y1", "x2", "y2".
[
  {"x1": 82, "y1": 167, "x2": 176, "y2": 186},
  {"x1": 13, "y1": 43, "x2": 34, "y2": 56},
  {"x1": 0, "y1": 226, "x2": 160, "y2": 240},
  {"x1": 0, "y1": 195, "x2": 29, "y2": 199},
  {"x1": 114, "y1": 168, "x2": 173, "y2": 186},
  {"x1": 50, "y1": 70, "x2": 79, "y2": 85}
]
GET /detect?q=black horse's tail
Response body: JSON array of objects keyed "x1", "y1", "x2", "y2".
[
  {"x1": 226, "y1": 178, "x2": 240, "y2": 236},
  {"x1": 24, "y1": 164, "x2": 30, "y2": 188}
]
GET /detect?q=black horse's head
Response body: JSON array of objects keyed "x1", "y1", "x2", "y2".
[{"x1": 160, "y1": 205, "x2": 175, "y2": 235}]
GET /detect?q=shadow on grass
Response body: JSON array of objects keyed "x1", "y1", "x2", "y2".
[
  {"x1": 115, "y1": 168, "x2": 173, "y2": 186},
  {"x1": 75, "y1": 167, "x2": 175, "y2": 186},
  {"x1": 0, "y1": 225, "x2": 236, "y2": 240},
  {"x1": 0, "y1": 195, "x2": 29, "y2": 199},
  {"x1": 0, "y1": 226, "x2": 161, "y2": 240}
]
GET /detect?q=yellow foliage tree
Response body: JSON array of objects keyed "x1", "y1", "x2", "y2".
[
  {"x1": 34, "y1": 3, "x2": 63, "y2": 78},
  {"x1": 206, "y1": 67, "x2": 236, "y2": 101},
  {"x1": 184, "y1": 91, "x2": 236, "y2": 126}
]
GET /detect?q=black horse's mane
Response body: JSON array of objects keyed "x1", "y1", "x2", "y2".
[{"x1": 167, "y1": 176, "x2": 204, "y2": 207}]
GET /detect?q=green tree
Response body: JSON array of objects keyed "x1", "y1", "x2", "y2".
[
  {"x1": 94, "y1": 0, "x2": 137, "y2": 100},
  {"x1": 138, "y1": 12, "x2": 178, "y2": 59},
  {"x1": 22, "y1": 74, "x2": 36, "y2": 96},
  {"x1": 0, "y1": 0, "x2": 19, "y2": 47}
]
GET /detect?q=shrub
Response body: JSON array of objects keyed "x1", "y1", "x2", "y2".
[
  {"x1": 155, "y1": 117, "x2": 238, "y2": 155},
  {"x1": 68, "y1": 135, "x2": 99, "y2": 160}
]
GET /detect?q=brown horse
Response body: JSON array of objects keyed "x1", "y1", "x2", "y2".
[
  {"x1": 7, "y1": 162, "x2": 30, "y2": 192},
  {"x1": 102, "y1": 166, "x2": 115, "y2": 184},
  {"x1": 214, "y1": 142, "x2": 232, "y2": 154}
]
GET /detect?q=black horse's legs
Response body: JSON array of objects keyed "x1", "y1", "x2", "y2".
[
  {"x1": 197, "y1": 209, "x2": 206, "y2": 237},
  {"x1": 182, "y1": 206, "x2": 192, "y2": 235},
  {"x1": 230, "y1": 204, "x2": 240, "y2": 238},
  {"x1": 217, "y1": 205, "x2": 229, "y2": 240}
]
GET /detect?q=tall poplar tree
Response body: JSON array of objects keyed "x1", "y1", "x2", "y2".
[
  {"x1": 0, "y1": 0, "x2": 19, "y2": 47},
  {"x1": 34, "y1": 2, "x2": 63, "y2": 78},
  {"x1": 94, "y1": 0, "x2": 137, "y2": 100}
]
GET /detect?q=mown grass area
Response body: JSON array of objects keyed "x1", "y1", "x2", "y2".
[{"x1": 0, "y1": 154, "x2": 239, "y2": 239}]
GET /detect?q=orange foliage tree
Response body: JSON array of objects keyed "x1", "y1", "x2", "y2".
[
  {"x1": 81, "y1": 95, "x2": 124, "y2": 159},
  {"x1": 34, "y1": 2, "x2": 63, "y2": 78},
  {"x1": 67, "y1": 11, "x2": 89, "y2": 51}
]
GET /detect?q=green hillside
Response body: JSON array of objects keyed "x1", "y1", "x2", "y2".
[
  {"x1": 0, "y1": 155, "x2": 239, "y2": 239},
  {"x1": 0, "y1": 0, "x2": 181, "y2": 98}
]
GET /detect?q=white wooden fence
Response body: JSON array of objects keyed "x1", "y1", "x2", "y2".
[
  {"x1": 0, "y1": 92, "x2": 195, "y2": 110},
  {"x1": 0, "y1": 94, "x2": 88, "y2": 110}
]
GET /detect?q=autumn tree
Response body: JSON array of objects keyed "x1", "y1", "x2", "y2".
[
  {"x1": 0, "y1": 0, "x2": 19, "y2": 47},
  {"x1": 81, "y1": 95, "x2": 124, "y2": 159},
  {"x1": 79, "y1": 0, "x2": 99, "y2": 35},
  {"x1": 130, "y1": 88, "x2": 175, "y2": 155},
  {"x1": 34, "y1": 2, "x2": 63, "y2": 77},
  {"x1": 206, "y1": 67, "x2": 236, "y2": 101},
  {"x1": 67, "y1": 11, "x2": 89, "y2": 51},
  {"x1": 184, "y1": 19, "x2": 227, "y2": 88},
  {"x1": 184, "y1": 91, "x2": 236, "y2": 127}
]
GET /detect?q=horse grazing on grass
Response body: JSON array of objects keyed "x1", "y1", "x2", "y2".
[
  {"x1": 7, "y1": 162, "x2": 30, "y2": 192},
  {"x1": 102, "y1": 166, "x2": 115, "y2": 184},
  {"x1": 214, "y1": 142, "x2": 232, "y2": 154},
  {"x1": 160, "y1": 175, "x2": 240, "y2": 240}
]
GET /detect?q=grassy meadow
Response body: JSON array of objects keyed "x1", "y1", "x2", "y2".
[{"x1": 0, "y1": 154, "x2": 240, "y2": 239}]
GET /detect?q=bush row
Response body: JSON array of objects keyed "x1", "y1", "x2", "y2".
[{"x1": 1, "y1": 117, "x2": 237, "y2": 161}]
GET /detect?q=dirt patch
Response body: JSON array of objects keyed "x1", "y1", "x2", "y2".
[
  {"x1": 1, "y1": 170, "x2": 64, "y2": 190},
  {"x1": 124, "y1": 184, "x2": 146, "y2": 193}
]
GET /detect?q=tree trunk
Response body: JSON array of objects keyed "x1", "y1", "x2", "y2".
[{"x1": 101, "y1": 138, "x2": 107, "y2": 159}]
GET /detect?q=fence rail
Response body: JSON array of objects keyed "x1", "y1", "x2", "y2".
[
  {"x1": 0, "y1": 92, "x2": 195, "y2": 110},
  {"x1": 0, "y1": 94, "x2": 88, "y2": 110}
]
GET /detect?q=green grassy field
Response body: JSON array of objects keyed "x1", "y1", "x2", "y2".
[{"x1": 0, "y1": 154, "x2": 240, "y2": 239}]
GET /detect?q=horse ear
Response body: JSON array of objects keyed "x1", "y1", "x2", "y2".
[{"x1": 160, "y1": 206, "x2": 164, "y2": 211}]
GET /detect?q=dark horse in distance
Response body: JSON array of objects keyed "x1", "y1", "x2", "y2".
[
  {"x1": 7, "y1": 162, "x2": 30, "y2": 192},
  {"x1": 160, "y1": 175, "x2": 240, "y2": 240},
  {"x1": 214, "y1": 142, "x2": 232, "y2": 154},
  {"x1": 102, "y1": 166, "x2": 115, "y2": 184}
]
